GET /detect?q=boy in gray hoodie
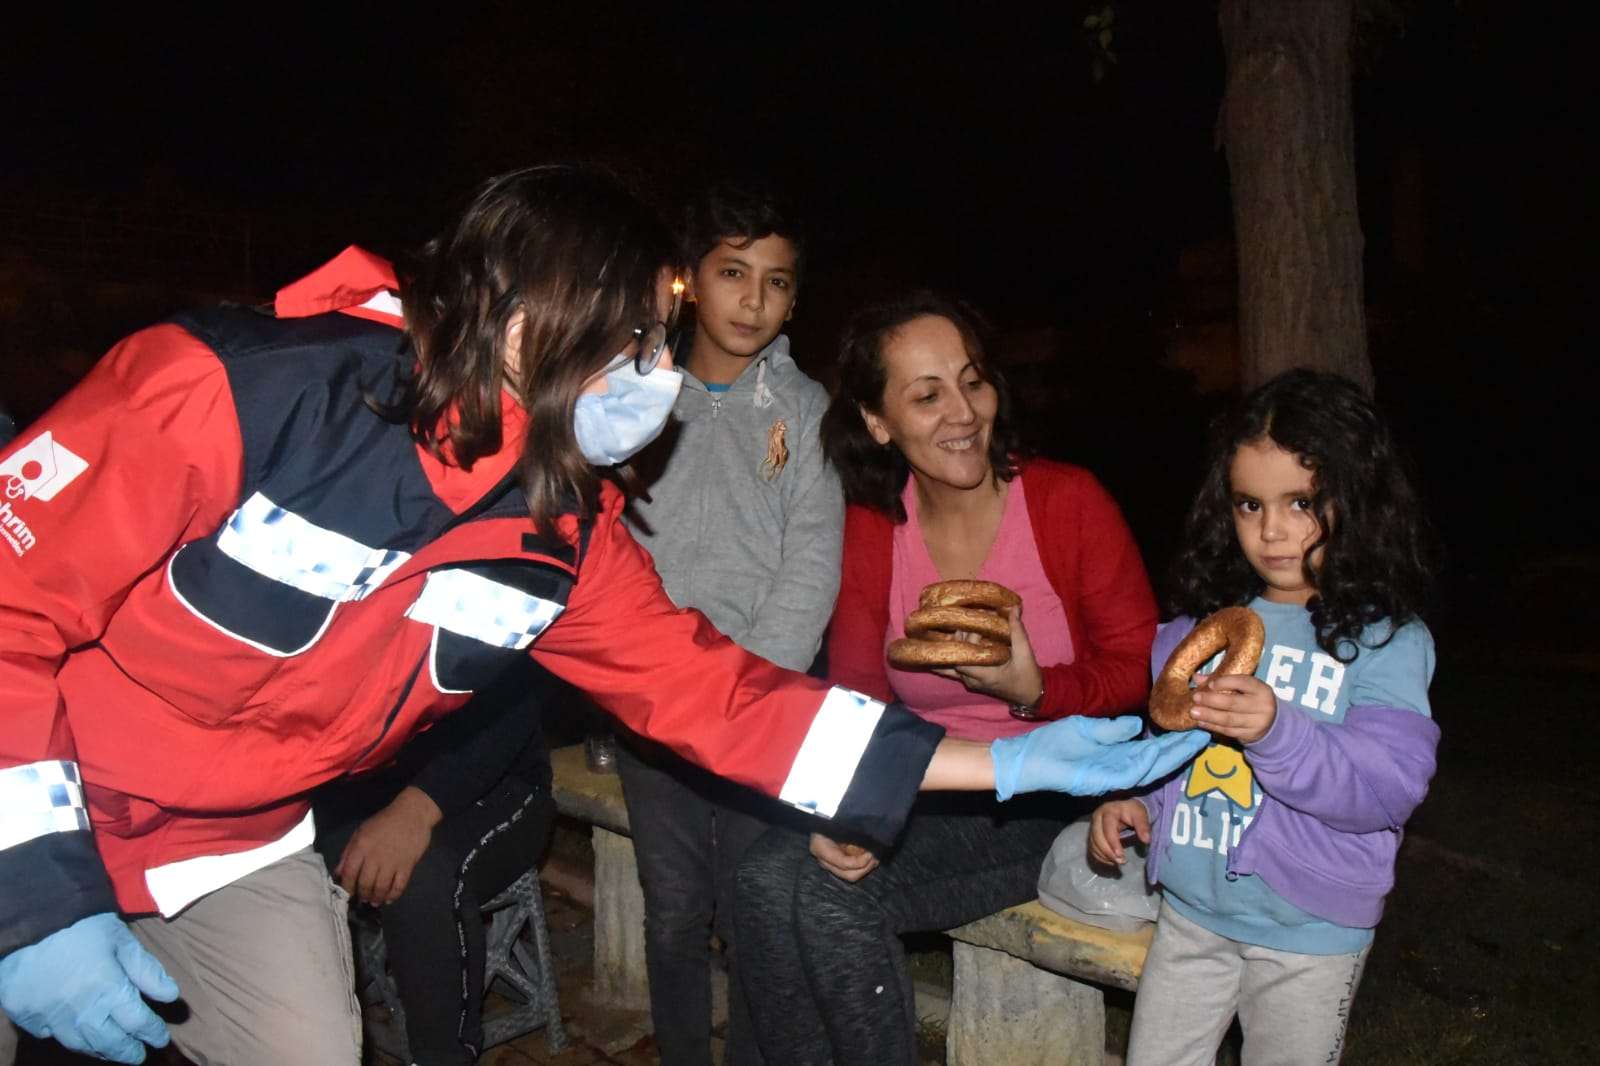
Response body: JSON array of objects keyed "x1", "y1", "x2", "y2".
[{"x1": 617, "y1": 182, "x2": 842, "y2": 1066}]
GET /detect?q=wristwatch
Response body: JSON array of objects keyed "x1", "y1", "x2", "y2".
[{"x1": 1008, "y1": 683, "x2": 1046, "y2": 721}]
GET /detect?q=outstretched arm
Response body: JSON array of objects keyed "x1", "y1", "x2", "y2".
[{"x1": 536, "y1": 496, "x2": 1209, "y2": 849}]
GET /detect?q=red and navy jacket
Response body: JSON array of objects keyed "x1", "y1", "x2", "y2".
[{"x1": 0, "y1": 249, "x2": 941, "y2": 954}]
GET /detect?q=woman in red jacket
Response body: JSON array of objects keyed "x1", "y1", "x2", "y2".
[{"x1": 736, "y1": 291, "x2": 1160, "y2": 1066}]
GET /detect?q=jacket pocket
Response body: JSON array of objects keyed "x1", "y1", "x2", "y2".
[
  {"x1": 406, "y1": 563, "x2": 568, "y2": 694},
  {"x1": 168, "y1": 492, "x2": 411, "y2": 657},
  {"x1": 168, "y1": 541, "x2": 339, "y2": 655}
]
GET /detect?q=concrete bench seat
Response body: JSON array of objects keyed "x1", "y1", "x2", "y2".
[
  {"x1": 548, "y1": 743, "x2": 646, "y2": 1012},
  {"x1": 549, "y1": 743, "x2": 1150, "y2": 1064},
  {"x1": 947, "y1": 901, "x2": 1151, "y2": 1065}
]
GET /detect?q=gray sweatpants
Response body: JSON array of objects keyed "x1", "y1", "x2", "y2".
[
  {"x1": 1127, "y1": 900, "x2": 1371, "y2": 1066},
  {"x1": 129, "y1": 846, "x2": 363, "y2": 1066}
]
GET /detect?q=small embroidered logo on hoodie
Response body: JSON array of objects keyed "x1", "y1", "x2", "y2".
[{"x1": 762, "y1": 420, "x2": 789, "y2": 480}]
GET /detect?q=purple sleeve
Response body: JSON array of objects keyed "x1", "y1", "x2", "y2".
[
  {"x1": 1137, "y1": 784, "x2": 1166, "y2": 825},
  {"x1": 1246, "y1": 701, "x2": 1440, "y2": 833}
]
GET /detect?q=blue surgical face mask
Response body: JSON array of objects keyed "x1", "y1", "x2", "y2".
[{"x1": 573, "y1": 360, "x2": 683, "y2": 466}]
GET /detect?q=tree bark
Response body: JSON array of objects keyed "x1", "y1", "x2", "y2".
[{"x1": 1219, "y1": 0, "x2": 1373, "y2": 392}]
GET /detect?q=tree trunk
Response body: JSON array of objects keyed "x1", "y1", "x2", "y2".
[{"x1": 1219, "y1": 0, "x2": 1373, "y2": 392}]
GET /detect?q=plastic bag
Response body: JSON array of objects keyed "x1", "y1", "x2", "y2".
[{"x1": 1036, "y1": 818, "x2": 1159, "y2": 931}]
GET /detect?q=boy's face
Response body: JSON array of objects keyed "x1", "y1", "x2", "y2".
[{"x1": 688, "y1": 234, "x2": 799, "y2": 361}]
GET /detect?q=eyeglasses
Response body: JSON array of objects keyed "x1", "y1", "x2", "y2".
[
  {"x1": 627, "y1": 321, "x2": 671, "y2": 375},
  {"x1": 617, "y1": 280, "x2": 685, "y2": 375}
]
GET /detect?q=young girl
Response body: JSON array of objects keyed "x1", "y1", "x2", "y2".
[{"x1": 1088, "y1": 369, "x2": 1440, "y2": 1066}]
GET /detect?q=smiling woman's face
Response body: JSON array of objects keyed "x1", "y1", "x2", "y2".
[{"x1": 860, "y1": 314, "x2": 998, "y2": 492}]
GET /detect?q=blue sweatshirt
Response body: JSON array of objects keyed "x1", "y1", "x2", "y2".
[{"x1": 1140, "y1": 598, "x2": 1439, "y2": 944}]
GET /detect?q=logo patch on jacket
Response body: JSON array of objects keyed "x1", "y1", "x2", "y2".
[{"x1": 2, "y1": 432, "x2": 89, "y2": 502}]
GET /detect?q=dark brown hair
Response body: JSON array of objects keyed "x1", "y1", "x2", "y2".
[
  {"x1": 380, "y1": 164, "x2": 678, "y2": 531},
  {"x1": 680, "y1": 178, "x2": 806, "y2": 279},
  {"x1": 820, "y1": 291, "x2": 1020, "y2": 521}
]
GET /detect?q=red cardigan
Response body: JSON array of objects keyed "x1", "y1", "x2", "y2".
[{"x1": 827, "y1": 459, "x2": 1157, "y2": 720}]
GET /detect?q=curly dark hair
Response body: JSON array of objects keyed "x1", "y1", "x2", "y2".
[
  {"x1": 820, "y1": 291, "x2": 1021, "y2": 521},
  {"x1": 1168, "y1": 369, "x2": 1434, "y2": 661}
]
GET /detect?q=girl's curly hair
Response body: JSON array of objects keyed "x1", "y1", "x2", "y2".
[{"x1": 1168, "y1": 369, "x2": 1435, "y2": 661}]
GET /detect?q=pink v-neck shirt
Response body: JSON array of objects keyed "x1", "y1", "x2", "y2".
[{"x1": 887, "y1": 478, "x2": 1073, "y2": 740}]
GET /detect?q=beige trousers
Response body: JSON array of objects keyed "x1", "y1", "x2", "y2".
[{"x1": 128, "y1": 846, "x2": 363, "y2": 1066}]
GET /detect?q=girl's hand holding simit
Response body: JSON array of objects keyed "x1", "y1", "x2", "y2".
[{"x1": 1190, "y1": 673, "x2": 1279, "y2": 745}]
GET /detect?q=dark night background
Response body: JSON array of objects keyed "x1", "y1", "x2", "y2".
[
  {"x1": 4, "y1": 7, "x2": 1599, "y2": 1064},
  {"x1": 2, "y1": 2, "x2": 1593, "y2": 618}
]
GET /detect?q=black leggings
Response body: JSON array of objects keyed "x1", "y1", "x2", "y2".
[
  {"x1": 316, "y1": 776, "x2": 554, "y2": 1066},
  {"x1": 733, "y1": 792, "x2": 1076, "y2": 1066}
]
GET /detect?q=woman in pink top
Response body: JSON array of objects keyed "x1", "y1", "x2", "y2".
[{"x1": 736, "y1": 292, "x2": 1158, "y2": 1066}]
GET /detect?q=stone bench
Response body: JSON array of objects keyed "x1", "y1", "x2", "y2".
[
  {"x1": 549, "y1": 743, "x2": 1150, "y2": 1064},
  {"x1": 548, "y1": 743, "x2": 648, "y2": 1013},
  {"x1": 946, "y1": 900, "x2": 1151, "y2": 1065}
]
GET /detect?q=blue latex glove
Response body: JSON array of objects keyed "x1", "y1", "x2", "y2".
[
  {"x1": 0, "y1": 912, "x2": 179, "y2": 1064},
  {"x1": 991, "y1": 715, "x2": 1210, "y2": 801}
]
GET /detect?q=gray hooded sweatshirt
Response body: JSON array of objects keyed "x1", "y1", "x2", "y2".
[{"x1": 624, "y1": 335, "x2": 843, "y2": 673}]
